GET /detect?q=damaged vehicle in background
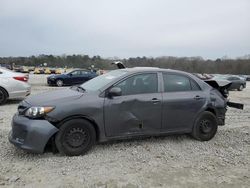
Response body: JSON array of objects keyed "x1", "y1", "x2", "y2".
[{"x1": 9, "y1": 65, "x2": 243, "y2": 156}]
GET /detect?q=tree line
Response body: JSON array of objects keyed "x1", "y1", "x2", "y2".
[{"x1": 0, "y1": 54, "x2": 250, "y2": 74}]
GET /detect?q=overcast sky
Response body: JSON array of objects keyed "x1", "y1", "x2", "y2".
[{"x1": 0, "y1": 0, "x2": 249, "y2": 59}]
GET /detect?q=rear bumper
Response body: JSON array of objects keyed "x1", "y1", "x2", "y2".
[
  {"x1": 216, "y1": 108, "x2": 227, "y2": 126},
  {"x1": 9, "y1": 114, "x2": 58, "y2": 153},
  {"x1": 217, "y1": 116, "x2": 225, "y2": 126}
]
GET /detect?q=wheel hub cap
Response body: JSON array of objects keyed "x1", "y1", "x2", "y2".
[
  {"x1": 66, "y1": 128, "x2": 87, "y2": 148},
  {"x1": 200, "y1": 119, "x2": 212, "y2": 134}
]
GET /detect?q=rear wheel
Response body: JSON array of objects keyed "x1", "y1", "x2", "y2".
[
  {"x1": 0, "y1": 88, "x2": 8, "y2": 105},
  {"x1": 55, "y1": 119, "x2": 96, "y2": 156},
  {"x1": 238, "y1": 84, "x2": 244, "y2": 91},
  {"x1": 56, "y1": 79, "x2": 63, "y2": 87},
  {"x1": 192, "y1": 111, "x2": 218, "y2": 141}
]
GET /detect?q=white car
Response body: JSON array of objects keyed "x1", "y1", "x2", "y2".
[{"x1": 0, "y1": 67, "x2": 31, "y2": 105}]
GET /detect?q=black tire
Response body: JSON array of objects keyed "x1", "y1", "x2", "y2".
[
  {"x1": 192, "y1": 111, "x2": 218, "y2": 141},
  {"x1": 0, "y1": 88, "x2": 8, "y2": 105},
  {"x1": 55, "y1": 119, "x2": 96, "y2": 156},
  {"x1": 238, "y1": 84, "x2": 244, "y2": 91},
  {"x1": 56, "y1": 79, "x2": 63, "y2": 87}
]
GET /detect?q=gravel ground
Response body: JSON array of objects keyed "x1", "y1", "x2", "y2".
[{"x1": 0, "y1": 75, "x2": 249, "y2": 188}]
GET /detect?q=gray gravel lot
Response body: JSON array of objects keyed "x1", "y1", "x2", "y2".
[{"x1": 0, "y1": 74, "x2": 249, "y2": 187}]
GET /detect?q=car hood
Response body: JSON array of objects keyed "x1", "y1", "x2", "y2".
[{"x1": 25, "y1": 88, "x2": 84, "y2": 106}]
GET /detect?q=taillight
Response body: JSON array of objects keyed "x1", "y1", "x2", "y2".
[{"x1": 13, "y1": 76, "x2": 28, "y2": 82}]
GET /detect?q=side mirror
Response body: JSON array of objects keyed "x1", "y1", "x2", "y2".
[
  {"x1": 68, "y1": 73, "x2": 72, "y2": 76},
  {"x1": 108, "y1": 87, "x2": 122, "y2": 98}
]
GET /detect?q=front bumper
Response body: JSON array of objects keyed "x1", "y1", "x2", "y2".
[
  {"x1": 9, "y1": 114, "x2": 58, "y2": 153},
  {"x1": 47, "y1": 78, "x2": 56, "y2": 86}
]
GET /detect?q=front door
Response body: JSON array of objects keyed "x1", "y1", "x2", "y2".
[
  {"x1": 104, "y1": 73, "x2": 162, "y2": 137},
  {"x1": 68, "y1": 70, "x2": 81, "y2": 85}
]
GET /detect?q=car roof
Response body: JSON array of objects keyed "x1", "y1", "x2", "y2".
[
  {"x1": 124, "y1": 67, "x2": 190, "y2": 75},
  {"x1": 71, "y1": 69, "x2": 90, "y2": 71}
]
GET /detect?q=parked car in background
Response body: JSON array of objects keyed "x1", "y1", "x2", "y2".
[
  {"x1": 20, "y1": 66, "x2": 30, "y2": 73},
  {"x1": 238, "y1": 75, "x2": 248, "y2": 81},
  {"x1": 9, "y1": 67, "x2": 243, "y2": 156},
  {"x1": 50, "y1": 68, "x2": 56, "y2": 74},
  {"x1": 44, "y1": 68, "x2": 52, "y2": 74},
  {"x1": 246, "y1": 75, "x2": 250, "y2": 81},
  {"x1": 13, "y1": 65, "x2": 22, "y2": 72},
  {"x1": 193, "y1": 73, "x2": 207, "y2": 80},
  {"x1": 0, "y1": 67, "x2": 31, "y2": 105},
  {"x1": 28, "y1": 67, "x2": 35, "y2": 72},
  {"x1": 226, "y1": 76, "x2": 246, "y2": 91},
  {"x1": 193, "y1": 73, "x2": 213, "y2": 80},
  {"x1": 0, "y1": 64, "x2": 12, "y2": 70},
  {"x1": 47, "y1": 69, "x2": 97, "y2": 87},
  {"x1": 34, "y1": 68, "x2": 45, "y2": 74},
  {"x1": 55, "y1": 68, "x2": 62, "y2": 74}
]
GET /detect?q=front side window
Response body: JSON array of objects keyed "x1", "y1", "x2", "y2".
[
  {"x1": 115, "y1": 73, "x2": 158, "y2": 95},
  {"x1": 70, "y1": 70, "x2": 80, "y2": 75},
  {"x1": 163, "y1": 74, "x2": 200, "y2": 92}
]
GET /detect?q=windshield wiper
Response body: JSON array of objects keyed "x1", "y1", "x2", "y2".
[
  {"x1": 70, "y1": 85, "x2": 85, "y2": 92},
  {"x1": 77, "y1": 86, "x2": 85, "y2": 92}
]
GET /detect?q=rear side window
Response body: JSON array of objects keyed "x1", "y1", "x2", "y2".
[
  {"x1": 81, "y1": 71, "x2": 89, "y2": 75},
  {"x1": 163, "y1": 74, "x2": 200, "y2": 92},
  {"x1": 190, "y1": 79, "x2": 201, "y2": 91}
]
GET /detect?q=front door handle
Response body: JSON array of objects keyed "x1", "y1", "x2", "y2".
[
  {"x1": 151, "y1": 98, "x2": 160, "y2": 103},
  {"x1": 194, "y1": 95, "x2": 203, "y2": 100}
]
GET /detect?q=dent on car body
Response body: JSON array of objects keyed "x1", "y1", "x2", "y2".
[{"x1": 205, "y1": 80, "x2": 244, "y2": 110}]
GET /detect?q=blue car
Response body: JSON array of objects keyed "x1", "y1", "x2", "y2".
[{"x1": 47, "y1": 69, "x2": 97, "y2": 87}]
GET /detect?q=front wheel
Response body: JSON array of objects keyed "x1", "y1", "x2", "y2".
[
  {"x1": 56, "y1": 79, "x2": 63, "y2": 87},
  {"x1": 238, "y1": 85, "x2": 244, "y2": 91},
  {"x1": 55, "y1": 119, "x2": 96, "y2": 156},
  {"x1": 192, "y1": 111, "x2": 218, "y2": 141}
]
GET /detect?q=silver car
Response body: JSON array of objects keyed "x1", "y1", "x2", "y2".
[{"x1": 0, "y1": 67, "x2": 31, "y2": 105}]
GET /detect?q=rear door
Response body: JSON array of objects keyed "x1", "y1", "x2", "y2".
[
  {"x1": 161, "y1": 73, "x2": 206, "y2": 132},
  {"x1": 104, "y1": 72, "x2": 162, "y2": 137},
  {"x1": 79, "y1": 71, "x2": 92, "y2": 83}
]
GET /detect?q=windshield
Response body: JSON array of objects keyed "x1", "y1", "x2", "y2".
[{"x1": 80, "y1": 69, "x2": 127, "y2": 91}]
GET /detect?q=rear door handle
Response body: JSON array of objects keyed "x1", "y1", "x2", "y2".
[
  {"x1": 151, "y1": 98, "x2": 160, "y2": 103},
  {"x1": 194, "y1": 95, "x2": 203, "y2": 100}
]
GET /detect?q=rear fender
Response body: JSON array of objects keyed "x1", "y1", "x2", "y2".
[{"x1": 205, "y1": 80, "x2": 244, "y2": 110}]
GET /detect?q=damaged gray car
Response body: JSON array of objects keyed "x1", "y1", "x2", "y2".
[{"x1": 9, "y1": 67, "x2": 243, "y2": 156}]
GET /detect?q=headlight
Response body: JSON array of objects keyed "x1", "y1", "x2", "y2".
[{"x1": 24, "y1": 107, "x2": 55, "y2": 118}]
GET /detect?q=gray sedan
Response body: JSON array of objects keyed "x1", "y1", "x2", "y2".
[
  {"x1": 226, "y1": 76, "x2": 246, "y2": 91},
  {"x1": 9, "y1": 67, "x2": 233, "y2": 156}
]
